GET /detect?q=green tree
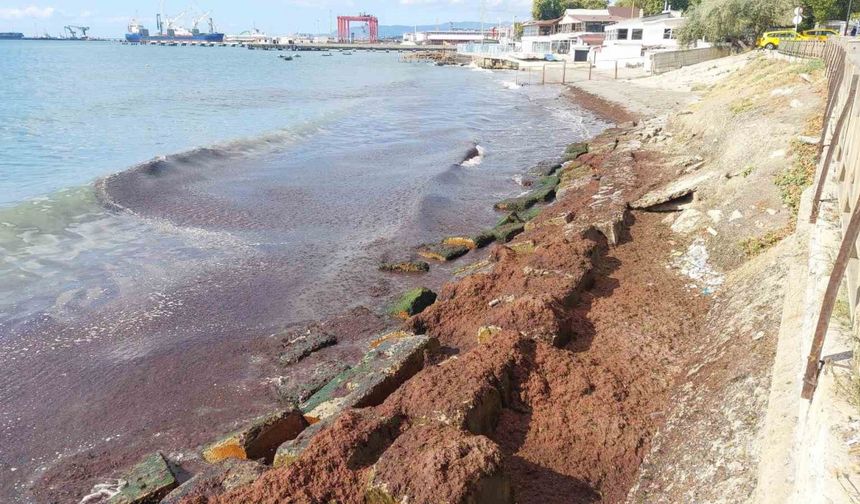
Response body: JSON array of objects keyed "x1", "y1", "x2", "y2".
[
  {"x1": 678, "y1": 0, "x2": 793, "y2": 47},
  {"x1": 532, "y1": 0, "x2": 609, "y2": 20},
  {"x1": 614, "y1": 0, "x2": 692, "y2": 15}
]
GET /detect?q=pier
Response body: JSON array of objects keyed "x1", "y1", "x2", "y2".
[{"x1": 122, "y1": 40, "x2": 455, "y2": 52}]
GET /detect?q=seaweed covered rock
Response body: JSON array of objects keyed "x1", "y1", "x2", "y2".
[
  {"x1": 389, "y1": 287, "x2": 437, "y2": 319},
  {"x1": 564, "y1": 142, "x2": 588, "y2": 162},
  {"x1": 365, "y1": 424, "x2": 513, "y2": 504},
  {"x1": 493, "y1": 184, "x2": 556, "y2": 212},
  {"x1": 201, "y1": 408, "x2": 309, "y2": 465},
  {"x1": 443, "y1": 232, "x2": 494, "y2": 250},
  {"x1": 379, "y1": 261, "x2": 430, "y2": 273},
  {"x1": 491, "y1": 223, "x2": 525, "y2": 243},
  {"x1": 107, "y1": 452, "x2": 177, "y2": 504},
  {"x1": 277, "y1": 326, "x2": 337, "y2": 366},
  {"x1": 528, "y1": 159, "x2": 563, "y2": 177},
  {"x1": 418, "y1": 242, "x2": 470, "y2": 262},
  {"x1": 161, "y1": 459, "x2": 265, "y2": 504}
]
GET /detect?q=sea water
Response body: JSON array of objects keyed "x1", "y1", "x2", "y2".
[{"x1": 0, "y1": 40, "x2": 605, "y2": 501}]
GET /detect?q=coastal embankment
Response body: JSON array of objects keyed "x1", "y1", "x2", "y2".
[{"x1": 63, "y1": 48, "x2": 860, "y2": 503}]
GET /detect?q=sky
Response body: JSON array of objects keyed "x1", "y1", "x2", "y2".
[{"x1": 0, "y1": 0, "x2": 533, "y2": 37}]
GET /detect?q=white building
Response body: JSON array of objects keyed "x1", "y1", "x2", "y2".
[
  {"x1": 594, "y1": 9, "x2": 685, "y2": 68},
  {"x1": 402, "y1": 30, "x2": 487, "y2": 45},
  {"x1": 225, "y1": 28, "x2": 272, "y2": 45},
  {"x1": 521, "y1": 7, "x2": 640, "y2": 61}
]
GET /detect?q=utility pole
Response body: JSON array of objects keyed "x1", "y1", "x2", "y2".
[
  {"x1": 847, "y1": 0, "x2": 855, "y2": 35},
  {"x1": 480, "y1": 0, "x2": 485, "y2": 41}
]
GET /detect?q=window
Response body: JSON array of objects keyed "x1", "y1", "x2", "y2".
[
  {"x1": 663, "y1": 28, "x2": 674, "y2": 39},
  {"x1": 523, "y1": 25, "x2": 538, "y2": 37},
  {"x1": 585, "y1": 21, "x2": 607, "y2": 33},
  {"x1": 606, "y1": 29, "x2": 617, "y2": 41},
  {"x1": 617, "y1": 28, "x2": 628, "y2": 40},
  {"x1": 632, "y1": 29, "x2": 643, "y2": 40}
]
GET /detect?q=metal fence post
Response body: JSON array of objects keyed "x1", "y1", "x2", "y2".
[
  {"x1": 588, "y1": 62, "x2": 592, "y2": 80},
  {"x1": 542, "y1": 64, "x2": 546, "y2": 85},
  {"x1": 562, "y1": 60, "x2": 567, "y2": 83},
  {"x1": 614, "y1": 60, "x2": 618, "y2": 80}
]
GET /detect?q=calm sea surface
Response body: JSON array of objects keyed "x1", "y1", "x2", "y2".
[{"x1": 0, "y1": 40, "x2": 605, "y2": 502}]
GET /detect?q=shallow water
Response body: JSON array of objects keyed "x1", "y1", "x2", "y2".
[{"x1": 0, "y1": 41, "x2": 605, "y2": 502}]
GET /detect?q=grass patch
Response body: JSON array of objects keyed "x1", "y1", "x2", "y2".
[
  {"x1": 730, "y1": 97, "x2": 756, "y2": 115},
  {"x1": 741, "y1": 165, "x2": 755, "y2": 178},
  {"x1": 774, "y1": 139, "x2": 818, "y2": 217},
  {"x1": 739, "y1": 226, "x2": 791, "y2": 257},
  {"x1": 791, "y1": 58, "x2": 825, "y2": 74}
]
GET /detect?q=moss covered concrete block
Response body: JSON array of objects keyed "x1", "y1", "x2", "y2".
[
  {"x1": 161, "y1": 459, "x2": 265, "y2": 504},
  {"x1": 201, "y1": 408, "x2": 309, "y2": 464},
  {"x1": 107, "y1": 452, "x2": 177, "y2": 504},
  {"x1": 379, "y1": 261, "x2": 430, "y2": 273},
  {"x1": 389, "y1": 287, "x2": 437, "y2": 319},
  {"x1": 491, "y1": 223, "x2": 525, "y2": 243},
  {"x1": 528, "y1": 159, "x2": 563, "y2": 177},
  {"x1": 564, "y1": 142, "x2": 588, "y2": 161},
  {"x1": 418, "y1": 242, "x2": 470, "y2": 262}
]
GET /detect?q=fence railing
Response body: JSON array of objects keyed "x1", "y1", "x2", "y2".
[
  {"x1": 457, "y1": 43, "x2": 519, "y2": 56},
  {"x1": 650, "y1": 46, "x2": 731, "y2": 74},
  {"x1": 802, "y1": 37, "x2": 860, "y2": 399},
  {"x1": 779, "y1": 39, "x2": 828, "y2": 59}
]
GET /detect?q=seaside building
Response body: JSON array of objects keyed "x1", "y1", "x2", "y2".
[
  {"x1": 521, "y1": 7, "x2": 640, "y2": 61},
  {"x1": 225, "y1": 28, "x2": 272, "y2": 45},
  {"x1": 594, "y1": 8, "x2": 688, "y2": 69},
  {"x1": 402, "y1": 29, "x2": 489, "y2": 46}
]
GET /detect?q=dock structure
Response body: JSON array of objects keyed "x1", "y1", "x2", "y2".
[{"x1": 122, "y1": 40, "x2": 456, "y2": 53}]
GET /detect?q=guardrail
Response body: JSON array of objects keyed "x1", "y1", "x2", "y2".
[
  {"x1": 802, "y1": 37, "x2": 860, "y2": 399},
  {"x1": 779, "y1": 39, "x2": 828, "y2": 59}
]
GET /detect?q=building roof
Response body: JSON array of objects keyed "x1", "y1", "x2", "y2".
[
  {"x1": 579, "y1": 33, "x2": 606, "y2": 46},
  {"x1": 523, "y1": 18, "x2": 561, "y2": 26},
  {"x1": 608, "y1": 6, "x2": 642, "y2": 19}
]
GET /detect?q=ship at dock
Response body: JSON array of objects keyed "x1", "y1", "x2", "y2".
[{"x1": 125, "y1": 8, "x2": 224, "y2": 43}]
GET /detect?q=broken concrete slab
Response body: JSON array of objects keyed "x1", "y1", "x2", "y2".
[
  {"x1": 528, "y1": 159, "x2": 563, "y2": 177},
  {"x1": 491, "y1": 223, "x2": 525, "y2": 243},
  {"x1": 201, "y1": 408, "x2": 309, "y2": 465},
  {"x1": 276, "y1": 360, "x2": 351, "y2": 405},
  {"x1": 160, "y1": 459, "x2": 265, "y2": 504},
  {"x1": 563, "y1": 142, "x2": 589, "y2": 162},
  {"x1": 107, "y1": 452, "x2": 177, "y2": 504},
  {"x1": 630, "y1": 172, "x2": 712, "y2": 210},
  {"x1": 507, "y1": 240, "x2": 536, "y2": 255},
  {"x1": 670, "y1": 208, "x2": 703, "y2": 234},
  {"x1": 365, "y1": 424, "x2": 513, "y2": 504},
  {"x1": 378, "y1": 261, "x2": 430, "y2": 273},
  {"x1": 493, "y1": 185, "x2": 555, "y2": 212},
  {"x1": 418, "y1": 242, "x2": 470, "y2": 262},
  {"x1": 443, "y1": 231, "x2": 495, "y2": 250},
  {"x1": 273, "y1": 419, "x2": 327, "y2": 468},
  {"x1": 525, "y1": 211, "x2": 574, "y2": 232},
  {"x1": 301, "y1": 334, "x2": 438, "y2": 421},
  {"x1": 278, "y1": 326, "x2": 337, "y2": 366},
  {"x1": 389, "y1": 287, "x2": 437, "y2": 319}
]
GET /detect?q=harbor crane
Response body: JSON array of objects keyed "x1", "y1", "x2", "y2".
[{"x1": 64, "y1": 25, "x2": 89, "y2": 39}]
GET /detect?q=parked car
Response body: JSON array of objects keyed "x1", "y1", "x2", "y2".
[
  {"x1": 756, "y1": 30, "x2": 800, "y2": 49},
  {"x1": 800, "y1": 28, "x2": 839, "y2": 41}
]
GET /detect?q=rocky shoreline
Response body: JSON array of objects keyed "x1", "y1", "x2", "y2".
[
  {"x1": 69, "y1": 82, "x2": 716, "y2": 503},
  {"x1": 59, "y1": 51, "x2": 829, "y2": 504}
]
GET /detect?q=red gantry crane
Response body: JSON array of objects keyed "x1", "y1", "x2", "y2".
[{"x1": 336, "y1": 13, "x2": 378, "y2": 43}]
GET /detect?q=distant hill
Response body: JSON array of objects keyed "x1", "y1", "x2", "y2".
[{"x1": 377, "y1": 22, "x2": 508, "y2": 39}]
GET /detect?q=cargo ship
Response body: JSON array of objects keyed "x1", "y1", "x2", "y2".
[
  {"x1": 125, "y1": 12, "x2": 224, "y2": 43},
  {"x1": 0, "y1": 32, "x2": 24, "y2": 40}
]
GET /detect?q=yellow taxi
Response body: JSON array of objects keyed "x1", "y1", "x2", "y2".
[
  {"x1": 756, "y1": 30, "x2": 800, "y2": 49},
  {"x1": 800, "y1": 28, "x2": 839, "y2": 41}
]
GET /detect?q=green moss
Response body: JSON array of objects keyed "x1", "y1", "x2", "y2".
[
  {"x1": 564, "y1": 142, "x2": 588, "y2": 161},
  {"x1": 389, "y1": 287, "x2": 437, "y2": 319},
  {"x1": 739, "y1": 226, "x2": 790, "y2": 257},
  {"x1": 471, "y1": 230, "x2": 496, "y2": 248},
  {"x1": 730, "y1": 97, "x2": 756, "y2": 115},
  {"x1": 418, "y1": 242, "x2": 470, "y2": 262},
  {"x1": 379, "y1": 261, "x2": 430, "y2": 273},
  {"x1": 492, "y1": 222, "x2": 525, "y2": 242}
]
